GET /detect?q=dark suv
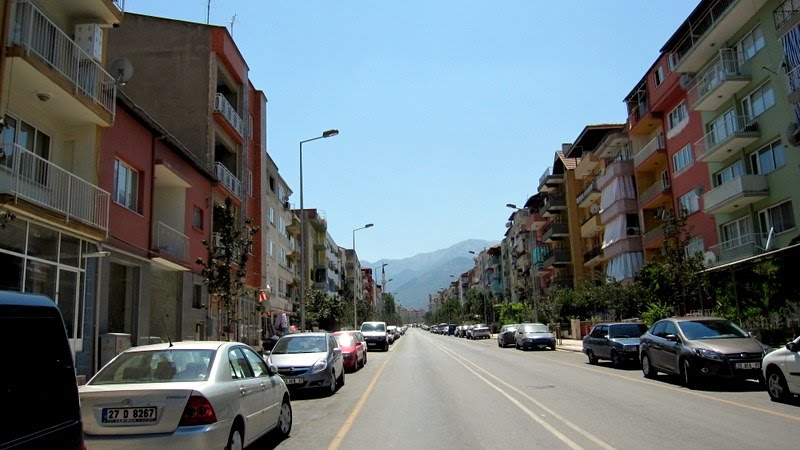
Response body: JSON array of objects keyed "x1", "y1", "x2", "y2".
[
  {"x1": 583, "y1": 322, "x2": 648, "y2": 368},
  {"x1": 0, "y1": 292, "x2": 83, "y2": 449},
  {"x1": 639, "y1": 317, "x2": 768, "y2": 387}
]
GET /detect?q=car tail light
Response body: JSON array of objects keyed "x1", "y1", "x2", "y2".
[{"x1": 179, "y1": 395, "x2": 218, "y2": 426}]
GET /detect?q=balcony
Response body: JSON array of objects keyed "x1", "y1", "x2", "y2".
[
  {"x1": 775, "y1": 0, "x2": 800, "y2": 37},
  {"x1": 540, "y1": 194, "x2": 567, "y2": 217},
  {"x1": 687, "y1": 49, "x2": 750, "y2": 111},
  {"x1": 0, "y1": 144, "x2": 109, "y2": 236},
  {"x1": 286, "y1": 217, "x2": 301, "y2": 236},
  {"x1": 642, "y1": 225, "x2": 665, "y2": 249},
  {"x1": 577, "y1": 181, "x2": 600, "y2": 208},
  {"x1": 583, "y1": 246, "x2": 603, "y2": 266},
  {"x1": 538, "y1": 167, "x2": 564, "y2": 192},
  {"x1": 595, "y1": 131, "x2": 629, "y2": 160},
  {"x1": 543, "y1": 247, "x2": 571, "y2": 269},
  {"x1": 542, "y1": 221, "x2": 569, "y2": 243},
  {"x1": 600, "y1": 198, "x2": 638, "y2": 225},
  {"x1": 211, "y1": 232, "x2": 242, "y2": 260},
  {"x1": 602, "y1": 236, "x2": 643, "y2": 262},
  {"x1": 627, "y1": 101, "x2": 662, "y2": 136},
  {"x1": 706, "y1": 233, "x2": 767, "y2": 266},
  {"x1": 667, "y1": 0, "x2": 769, "y2": 73},
  {"x1": 597, "y1": 158, "x2": 633, "y2": 190},
  {"x1": 638, "y1": 179, "x2": 672, "y2": 209},
  {"x1": 155, "y1": 221, "x2": 189, "y2": 261},
  {"x1": 634, "y1": 133, "x2": 666, "y2": 171},
  {"x1": 546, "y1": 276, "x2": 574, "y2": 292},
  {"x1": 580, "y1": 214, "x2": 603, "y2": 239},
  {"x1": 214, "y1": 162, "x2": 243, "y2": 199},
  {"x1": 575, "y1": 151, "x2": 600, "y2": 179},
  {"x1": 9, "y1": 1, "x2": 116, "y2": 125},
  {"x1": 703, "y1": 175, "x2": 769, "y2": 214},
  {"x1": 694, "y1": 116, "x2": 760, "y2": 163},
  {"x1": 787, "y1": 65, "x2": 800, "y2": 106},
  {"x1": 528, "y1": 212, "x2": 548, "y2": 231},
  {"x1": 214, "y1": 93, "x2": 245, "y2": 138}
]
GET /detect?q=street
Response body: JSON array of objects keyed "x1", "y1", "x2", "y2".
[{"x1": 258, "y1": 329, "x2": 800, "y2": 450}]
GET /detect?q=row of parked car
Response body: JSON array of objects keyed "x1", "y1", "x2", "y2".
[
  {"x1": 579, "y1": 316, "x2": 800, "y2": 403},
  {"x1": 428, "y1": 322, "x2": 492, "y2": 339}
]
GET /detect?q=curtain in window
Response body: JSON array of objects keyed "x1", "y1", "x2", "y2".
[
  {"x1": 600, "y1": 175, "x2": 636, "y2": 210},
  {"x1": 602, "y1": 214, "x2": 626, "y2": 249},
  {"x1": 606, "y1": 252, "x2": 644, "y2": 282}
]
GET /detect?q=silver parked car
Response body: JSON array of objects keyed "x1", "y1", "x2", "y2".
[
  {"x1": 515, "y1": 323, "x2": 556, "y2": 350},
  {"x1": 268, "y1": 332, "x2": 345, "y2": 395},
  {"x1": 79, "y1": 341, "x2": 292, "y2": 450}
]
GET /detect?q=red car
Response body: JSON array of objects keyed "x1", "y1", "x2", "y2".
[{"x1": 333, "y1": 331, "x2": 367, "y2": 371}]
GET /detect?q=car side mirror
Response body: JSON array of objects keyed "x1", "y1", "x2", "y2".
[
  {"x1": 665, "y1": 334, "x2": 680, "y2": 343},
  {"x1": 333, "y1": 347, "x2": 342, "y2": 355},
  {"x1": 268, "y1": 363, "x2": 279, "y2": 376},
  {"x1": 786, "y1": 342, "x2": 799, "y2": 352}
]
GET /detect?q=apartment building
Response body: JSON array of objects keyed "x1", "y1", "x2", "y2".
[
  {"x1": 662, "y1": 0, "x2": 799, "y2": 266},
  {"x1": 0, "y1": 0, "x2": 123, "y2": 377},
  {"x1": 262, "y1": 151, "x2": 297, "y2": 316},
  {"x1": 107, "y1": 14, "x2": 267, "y2": 343}
]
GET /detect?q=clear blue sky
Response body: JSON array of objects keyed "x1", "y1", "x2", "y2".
[{"x1": 124, "y1": 0, "x2": 699, "y2": 262}]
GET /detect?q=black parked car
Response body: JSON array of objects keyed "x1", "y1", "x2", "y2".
[
  {"x1": 639, "y1": 317, "x2": 769, "y2": 387},
  {"x1": 583, "y1": 322, "x2": 648, "y2": 368},
  {"x1": 497, "y1": 324, "x2": 520, "y2": 348}
]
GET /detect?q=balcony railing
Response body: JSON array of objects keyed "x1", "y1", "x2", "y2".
[
  {"x1": 642, "y1": 225, "x2": 665, "y2": 247},
  {"x1": 639, "y1": 178, "x2": 671, "y2": 207},
  {"x1": 687, "y1": 49, "x2": 749, "y2": 110},
  {"x1": 703, "y1": 174, "x2": 769, "y2": 213},
  {"x1": 113, "y1": 0, "x2": 125, "y2": 11},
  {"x1": 694, "y1": 116, "x2": 760, "y2": 163},
  {"x1": 155, "y1": 221, "x2": 189, "y2": 261},
  {"x1": 787, "y1": 65, "x2": 800, "y2": 98},
  {"x1": 214, "y1": 162, "x2": 243, "y2": 198},
  {"x1": 0, "y1": 144, "x2": 109, "y2": 231},
  {"x1": 583, "y1": 246, "x2": 602, "y2": 263},
  {"x1": 706, "y1": 233, "x2": 768, "y2": 265},
  {"x1": 667, "y1": 0, "x2": 737, "y2": 71},
  {"x1": 577, "y1": 180, "x2": 600, "y2": 207},
  {"x1": 540, "y1": 194, "x2": 566, "y2": 216},
  {"x1": 10, "y1": 1, "x2": 116, "y2": 119},
  {"x1": 774, "y1": 0, "x2": 799, "y2": 30},
  {"x1": 542, "y1": 221, "x2": 569, "y2": 242},
  {"x1": 214, "y1": 93, "x2": 245, "y2": 136},
  {"x1": 634, "y1": 133, "x2": 665, "y2": 168}
]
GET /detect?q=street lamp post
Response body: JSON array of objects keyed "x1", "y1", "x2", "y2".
[
  {"x1": 352, "y1": 223, "x2": 374, "y2": 329},
  {"x1": 299, "y1": 129, "x2": 338, "y2": 333}
]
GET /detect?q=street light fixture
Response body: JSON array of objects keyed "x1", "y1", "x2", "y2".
[
  {"x1": 299, "y1": 129, "x2": 339, "y2": 333},
  {"x1": 352, "y1": 223, "x2": 374, "y2": 329}
]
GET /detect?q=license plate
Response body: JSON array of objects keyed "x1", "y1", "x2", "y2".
[
  {"x1": 282, "y1": 377, "x2": 304, "y2": 385},
  {"x1": 735, "y1": 362, "x2": 761, "y2": 369},
  {"x1": 102, "y1": 407, "x2": 157, "y2": 423}
]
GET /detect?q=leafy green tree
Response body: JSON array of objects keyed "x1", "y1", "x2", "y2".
[
  {"x1": 304, "y1": 289, "x2": 343, "y2": 331},
  {"x1": 497, "y1": 302, "x2": 532, "y2": 324},
  {"x1": 196, "y1": 197, "x2": 258, "y2": 338}
]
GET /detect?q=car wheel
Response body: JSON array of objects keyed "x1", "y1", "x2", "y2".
[
  {"x1": 515, "y1": 341, "x2": 520, "y2": 350},
  {"x1": 498, "y1": 339, "x2": 502, "y2": 347},
  {"x1": 586, "y1": 349, "x2": 598, "y2": 365},
  {"x1": 364, "y1": 352, "x2": 368, "y2": 365},
  {"x1": 767, "y1": 368, "x2": 791, "y2": 402},
  {"x1": 549, "y1": 345, "x2": 556, "y2": 351},
  {"x1": 611, "y1": 351, "x2": 622, "y2": 369},
  {"x1": 226, "y1": 427, "x2": 243, "y2": 450},
  {"x1": 337, "y1": 370, "x2": 345, "y2": 389},
  {"x1": 327, "y1": 370, "x2": 337, "y2": 396},
  {"x1": 641, "y1": 353, "x2": 657, "y2": 379},
  {"x1": 681, "y1": 359, "x2": 695, "y2": 388},
  {"x1": 276, "y1": 397, "x2": 292, "y2": 438}
]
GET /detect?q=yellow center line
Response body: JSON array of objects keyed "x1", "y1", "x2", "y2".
[{"x1": 327, "y1": 340, "x2": 397, "y2": 450}]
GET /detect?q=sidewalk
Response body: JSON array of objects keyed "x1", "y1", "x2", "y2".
[{"x1": 557, "y1": 338, "x2": 583, "y2": 353}]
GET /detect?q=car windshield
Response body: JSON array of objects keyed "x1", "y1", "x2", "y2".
[
  {"x1": 272, "y1": 336, "x2": 328, "y2": 354},
  {"x1": 678, "y1": 320, "x2": 749, "y2": 340},
  {"x1": 523, "y1": 324, "x2": 549, "y2": 333},
  {"x1": 474, "y1": 324, "x2": 488, "y2": 329},
  {"x1": 608, "y1": 324, "x2": 648, "y2": 338},
  {"x1": 89, "y1": 349, "x2": 215, "y2": 385},
  {"x1": 334, "y1": 333, "x2": 355, "y2": 346},
  {"x1": 361, "y1": 323, "x2": 385, "y2": 332}
]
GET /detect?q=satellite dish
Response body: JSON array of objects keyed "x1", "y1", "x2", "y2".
[
  {"x1": 703, "y1": 251, "x2": 717, "y2": 267},
  {"x1": 110, "y1": 57, "x2": 134, "y2": 85},
  {"x1": 678, "y1": 73, "x2": 693, "y2": 90},
  {"x1": 589, "y1": 203, "x2": 600, "y2": 214},
  {"x1": 787, "y1": 122, "x2": 800, "y2": 147}
]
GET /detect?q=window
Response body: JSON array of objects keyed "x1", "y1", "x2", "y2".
[
  {"x1": 685, "y1": 235, "x2": 705, "y2": 257},
  {"x1": 278, "y1": 186, "x2": 286, "y2": 203},
  {"x1": 113, "y1": 159, "x2": 139, "y2": 212},
  {"x1": 679, "y1": 190, "x2": 700, "y2": 216},
  {"x1": 269, "y1": 207, "x2": 275, "y2": 225},
  {"x1": 750, "y1": 141, "x2": 785, "y2": 175},
  {"x1": 280, "y1": 248, "x2": 287, "y2": 266},
  {"x1": 737, "y1": 24, "x2": 765, "y2": 63},
  {"x1": 759, "y1": 201, "x2": 796, "y2": 234},
  {"x1": 708, "y1": 109, "x2": 736, "y2": 145},
  {"x1": 668, "y1": 102, "x2": 688, "y2": 130},
  {"x1": 742, "y1": 83, "x2": 775, "y2": 119},
  {"x1": 714, "y1": 160, "x2": 744, "y2": 186},
  {"x1": 192, "y1": 284, "x2": 203, "y2": 309},
  {"x1": 269, "y1": 176, "x2": 275, "y2": 192},
  {"x1": 268, "y1": 240, "x2": 274, "y2": 257},
  {"x1": 720, "y1": 217, "x2": 752, "y2": 247},
  {"x1": 654, "y1": 66, "x2": 665, "y2": 86},
  {"x1": 279, "y1": 217, "x2": 286, "y2": 236},
  {"x1": 672, "y1": 144, "x2": 693, "y2": 173},
  {"x1": 192, "y1": 207, "x2": 203, "y2": 230}
]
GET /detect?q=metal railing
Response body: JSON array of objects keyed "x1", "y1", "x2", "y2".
[
  {"x1": 706, "y1": 233, "x2": 769, "y2": 264},
  {"x1": 635, "y1": 133, "x2": 666, "y2": 167},
  {"x1": 214, "y1": 93, "x2": 244, "y2": 136},
  {"x1": 538, "y1": 166, "x2": 553, "y2": 187},
  {"x1": 0, "y1": 144, "x2": 110, "y2": 231},
  {"x1": 639, "y1": 178, "x2": 671, "y2": 206},
  {"x1": 688, "y1": 49, "x2": 747, "y2": 107},
  {"x1": 694, "y1": 115, "x2": 759, "y2": 160},
  {"x1": 113, "y1": 0, "x2": 125, "y2": 12},
  {"x1": 774, "y1": 0, "x2": 799, "y2": 29},
  {"x1": 787, "y1": 65, "x2": 800, "y2": 96},
  {"x1": 214, "y1": 162, "x2": 243, "y2": 198},
  {"x1": 155, "y1": 221, "x2": 189, "y2": 260},
  {"x1": 10, "y1": 1, "x2": 116, "y2": 119},
  {"x1": 577, "y1": 180, "x2": 599, "y2": 206},
  {"x1": 667, "y1": 0, "x2": 736, "y2": 69}
]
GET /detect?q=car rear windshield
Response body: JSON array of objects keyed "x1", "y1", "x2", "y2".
[
  {"x1": 361, "y1": 323, "x2": 385, "y2": 332},
  {"x1": 273, "y1": 336, "x2": 328, "y2": 354},
  {"x1": 678, "y1": 320, "x2": 749, "y2": 340},
  {"x1": 334, "y1": 333, "x2": 355, "y2": 346},
  {"x1": 608, "y1": 324, "x2": 648, "y2": 338},
  {"x1": 90, "y1": 349, "x2": 215, "y2": 385},
  {"x1": 522, "y1": 324, "x2": 549, "y2": 333}
]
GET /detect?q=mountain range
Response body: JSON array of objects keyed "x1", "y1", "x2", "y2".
[{"x1": 362, "y1": 239, "x2": 497, "y2": 310}]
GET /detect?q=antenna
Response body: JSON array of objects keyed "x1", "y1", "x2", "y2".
[
  {"x1": 109, "y1": 57, "x2": 133, "y2": 86},
  {"x1": 703, "y1": 251, "x2": 717, "y2": 267},
  {"x1": 160, "y1": 316, "x2": 174, "y2": 348},
  {"x1": 206, "y1": 0, "x2": 211, "y2": 24},
  {"x1": 230, "y1": 14, "x2": 237, "y2": 35}
]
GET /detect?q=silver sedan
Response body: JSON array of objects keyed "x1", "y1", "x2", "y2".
[{"x1": 79, "y1": 341, "x2": 292, "y2": 450}]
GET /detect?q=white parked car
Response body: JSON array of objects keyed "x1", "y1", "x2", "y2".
[
  {"x1": 763, "y1": 336, "x2": 800, "y2": 402},
  {"x1": 79, "y1": 341, "x2": 292, "y2": 450}
]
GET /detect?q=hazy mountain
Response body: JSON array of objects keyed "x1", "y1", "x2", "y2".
[{"x1": 362, "y1": 239, "x2": 497, "y2": 310}]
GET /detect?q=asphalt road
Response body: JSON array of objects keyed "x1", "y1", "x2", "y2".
[{"x1": 254, "y1": 329, "x2": 800, "y2": 450}]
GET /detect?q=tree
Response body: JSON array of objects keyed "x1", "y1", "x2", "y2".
[
  {"x1": 196, "y1": 197, "x2": 258, "y2": 338},
  {"x1": 304, "y1": 289, "x2": 343, "y2": 331},
  {"x1": 497, "y1": 302, "x2": 532, "y2": 324}
]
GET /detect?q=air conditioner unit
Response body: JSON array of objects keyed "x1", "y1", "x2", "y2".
[{"x1": 75, "y1": 24, "x2": 103, "y2": 61}]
